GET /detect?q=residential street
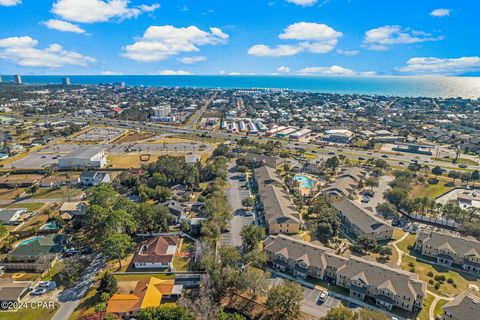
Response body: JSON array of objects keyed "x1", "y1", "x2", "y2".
[
  {"x1": 220, "y1": 162, "x2": 254, "y2": 248},
  {"x1": 52, "y1": 254, "x2": 105, "y2": 320}
]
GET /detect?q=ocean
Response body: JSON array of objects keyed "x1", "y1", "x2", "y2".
[{"x1": 1, "y1": 75, "x2": 480, "y2": 99}]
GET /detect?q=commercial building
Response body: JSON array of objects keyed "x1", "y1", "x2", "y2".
[
  {"x1": 323, "y1": 129, "x2": 354, "y2": 143},
  {"x1": 290, "y1": 128, "x2": 312, "y2": 140},
  {"x1": 58, "y1": 147, "x2": 107, "y2": 169},
  {"x1": 264, "y1": 234, "x2": 426, "y2": 312},
  {"x1": 152, "y1": 105, "x2": 171, "y2": 118},
  {"x1": 441, "y1": 291, "x2": 480, "y2": 320},
  {"x1": 415, "y1": 229, "x2": 480, "y2": 274},
  {"x1": 332, "y1": 199, "x2": 394, "y2": 241},
  {"x1": 254, "y1": 166, "x2": 301, "y2": 234}
]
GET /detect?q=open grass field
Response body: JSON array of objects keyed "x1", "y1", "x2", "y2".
[
  {"x1": 108, "y1": 154, "x2": 161, "y2": 168},
  {"x1": 0, "y1": 188, "x2": 26, "y2": 200},
  {"x1": 410, "y1": 176, "x2": 455, "y2": 200},
  {"x1": 396, "y1": 233, "x2": 416, "y2": 253},
  {"x1": 31, "y1": 187, "x2": 83, "y2": 199},
  {"x1": 0, "y1": 202, "x2": 45, "y2": 212},
  {"x1": 400, "y1": 255, "x2": 480, "y2": 298}
]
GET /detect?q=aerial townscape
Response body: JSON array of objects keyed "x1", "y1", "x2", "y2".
[{"x1": 1, "y1": 1, "x2": 480, "y2": 320}]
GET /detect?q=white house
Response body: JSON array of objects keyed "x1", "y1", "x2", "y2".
[
  {"x1": 132, "y1": 236, "x2": 179, "y2": 269},
  {"x1": 79, "y1": 171, "x2": 110, "y2": 186},
  {"x1": 0, "y1": 208, "x2": 26, "y2": 225}
]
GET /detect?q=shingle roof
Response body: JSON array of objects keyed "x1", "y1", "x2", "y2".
[
  {"x1": 133, "y1": 236, "x2": 178, "y2": 264},
  {"x1": 332, "y1": 199, "x2": 393, "y2": 234},
  {"x1": 442, "y1": 291, "x2": 480, "y2": 320},
  {"x1": 416, "y1": 229, "x2": 480, "y2": 259}
]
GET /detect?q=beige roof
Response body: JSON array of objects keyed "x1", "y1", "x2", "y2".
[
  {"x1": 264, "y1": 235, "x2": 426, "y2": 300},
  {"x1": 255, "y1": 166, "x2": 301, "y2": 228},
  {"x1": 416, "y1": 229, "x2": 480, "y2": 259},
  {"x1": 323, "y1": 167, "x2": 365, "y2": 197},
  {"x1": 332, "y1": 199, "x2": 393, "y2": 234},
  {"x1": 59, "y1": 202, "x2": 85, "y2": 212},
  {"x1": 442, "y1": 291, "x2": 480, "y2": 320}
]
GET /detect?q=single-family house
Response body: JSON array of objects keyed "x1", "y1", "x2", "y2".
[{"x1": 132, "y1": 236, "x2": 179, "y2": 270}]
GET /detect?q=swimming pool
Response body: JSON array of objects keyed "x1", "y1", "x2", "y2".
[
  {"x1": 18, "y1": 236, "x2": 42, "y2": 246},
  {"x1": 294, "y1": 175, "x2": 315, "y2": 189},
  {"x1": 40, "y1": 221, "x2": 58, "y2": 230}
]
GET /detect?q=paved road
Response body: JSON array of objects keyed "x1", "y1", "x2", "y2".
[
  {"x1": 52, "y1": 254, "x2": 105, "y2": 320},
  {"x1": 220, "y1": 162, "x2": 254, "y2": 248},
  {"x1": 16, "y1": 115, "x2": 480, "y2": 172}
]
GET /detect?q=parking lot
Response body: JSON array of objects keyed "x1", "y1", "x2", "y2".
[
  {"x1": 10, "y1": 152, "x2": 59, "y2": 169},
  {"x1": 301, "y1": 286, "x2": 343, "y2": 318},
  {"x1": 73, "y1": 127, "x2": 125, "y2": 143}
]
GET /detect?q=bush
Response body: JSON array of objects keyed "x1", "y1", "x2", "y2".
[
  {"x1": 428, "y1": 279, "x2": 434, "y2": 285},
  {"x1": 408, "y1": 262, "x2": 415, "y2": 268},
  {"x1": 453, "y1": 283, "x2": 457, "y2": 288},
  {"x1": 427, "y1": 271, "x2": 434, "y2": 277},
  {"x1": 434, "y1": 283, "x2": 441, "y2": 290},
  {"x1": 409, "y1": 268, "x2": 415, "y2": 273},
  {"x1": 407, "y1": 245, "x2": 413, "y2": 250},
  {"x1": 435, "y1": 275, "x2": 446, "y2": 283},
  {"x1": 447, "y1": 278, "x2": 454, "y2": 284}
]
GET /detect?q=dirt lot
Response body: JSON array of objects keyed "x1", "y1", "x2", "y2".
[{"x1": 114, "y1": 132, "x2": 154, "y2": 144}]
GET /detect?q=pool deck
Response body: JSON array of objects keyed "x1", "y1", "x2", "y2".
[{"x1": 295, "y1": 174, "x2": 320, "y2": 196}]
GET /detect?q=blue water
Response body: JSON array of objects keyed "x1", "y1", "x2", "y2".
[
  {"x1": 40, "y1": 221, "x2": 58, "y2": 230},
  {"x1": 294, "y1": 175, "x2": 315, "y2": 189},
  {"x1": 1, "y1": 75, "x2": 479, "y2": 98},
  {"x1": 18, "y1": 236, "x2": 42, "y2": 246}
]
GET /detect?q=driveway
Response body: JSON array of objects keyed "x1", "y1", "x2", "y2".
[
  {"x1": 358, "y1": 175, "x2": 394, "y2": 214},
  {"x1": 52, "y1": 254, "x2": 105, "y2": 320},
  {"x1": 220, "y1": 162, "x2": 254, "y2": 248},
  {"x1": 302, "y1": 286, "x2": 342, "y2": 318}
]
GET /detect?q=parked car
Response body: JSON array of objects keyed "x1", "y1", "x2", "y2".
[
  {"x1": 31, "y1": 288, "x2": 47, "y2": 296},
  {"x1": 64, "y1": 248, "x2": 78, "y2": 257},
  {"x1": 381, "y1": 155, "x2": 389, "y2": 158},
  {"x1": 318, "y1": 290, "x2": 328, "y2": 301},
  {"x1": 361, "y1": 196, "x2": 370, "y2": 203},
  {"x1": 458, "y1": 164, "x2": 468, "y2": 168}
]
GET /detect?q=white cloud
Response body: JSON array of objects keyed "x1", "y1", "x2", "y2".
[
  {"x1": 123, "y1": 25, "x2": 229, "y2": 62},
  {"x1": 279, "y1": 22, "x2": 342, "y2": 41},
  {"x1": 178, "y1": 56, "x2": 206, "y2": 64},
  {"x1": 336, "y1": 49, "x2": 359, "y2": 56},
  {"x1": 248, "y1": 44, "x2": 303, "y2": 57},
  {"x1": 277, "y1": 66, "x2": 290, "y2": 73},
  {"x1": 298, "y1": 65, "x2": 356, "y2": 76},
  {"x1": 286, "y1": 0, "x2": 317, "y2": 6},
  {"x1": 100, "y1": 70, "x2": 124, "y2": 75},
  {"x1": 0, "y1": 0, "x2": 21, "y2": 7},
  {"x1": 42, "y1": 19, "x2": 86, "y2": 34},
  {"x1": 0, "y1": 36, "x2": 96, "y2": 67},
  {"x1": 52, "y1": 0, "x2": 160, "y2": 23},
  {"x1": 430, "y1": 8, "x2": 450, "y2": 17},
  {"x1": 248, "y1": 22, "x2": 341, "y2": 57},
  {"x1": 397, "y1": 56, "x2": 480, "y2": 75},
  {"x1": 363, "y1": 25, "x2": 443, "y2": 51},
  {"x1": 156, "y1": 70, "x2": 193, "y2": 75}
]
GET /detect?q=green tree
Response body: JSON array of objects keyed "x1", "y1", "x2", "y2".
[
  {"x1": 365, "y1": 177, "x2": 379, "y2": 191},
  {"x1": 376, "y1": 202, "x2": 397, "y2": 218},
  {"x1": 216, "y1": 310, "x2": 246, "y2": 320},
  {"x1": 0, "y1": 222, "x2": 7, "y2": 237},
  {"x1": 472, "y1": 170, "x2": 480, "y2": 186},
  {"x1": 138, "y1": 305, "x2": 194, "y2": 320},
  {"x1": 242, "y1": 197, "x2": 254, "y2": 210},
  {"x1": 237, "y1": 268, "x2": 270, "y2": 300},
  {"x1": 448, "y1": 170, "x2": 461, "y2": 184},
  {"x1": 101, "y1": 233, "x2": 134, "y2": 269},
  {"x1": 320, "y1": 306, "x2": 355, "y2": 320},
  {"x1": 98, "y1": 272, "x2": 118, "y2": 296},
  {"x1": 325, "y1": 156, "x2": 340, "y2": 171},
  {"x1": 86, "y1": 183, "x2": 117, "y2": 208},
  {"x1": 431, "y1": 166, "x2": 443, "y2": 179},
  {"x1": 357, "y1": 308, "x2": 389, "y2": 320},
  {"x1": 308, "y1": 196, "x2": 340, "y2": 243},
  {"x1": 240, "y1": 224, "x2": 266, "y2": 253},
  {"x1": 266, "y1": 281, "x2": 304, "y2": 320},
  {"x1": 213, "y1": 144, "x2": 229, "y2": 157}
]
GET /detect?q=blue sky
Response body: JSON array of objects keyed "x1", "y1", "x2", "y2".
[{"x1": 0, "y1": 0, "x2": 479, "y2": 76}]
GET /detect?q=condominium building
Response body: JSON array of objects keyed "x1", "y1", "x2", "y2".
[
  {"x1": 415, "y1": 228, "x2": 480, "y2": 274},
  {"x1": 332, "y1": 198, "x2": 394, "y2": 241},
  {"x1": 441, "y1": 291, "x2": 480, "y2": 320},
  {"x1": 254, "y1": 166, "x2": 301, "y2": 234},
  {"x1": 264, "y1": 234, "x2": 426, "y2": 312},
  {"x1": 323, "y1": 167, "x2": 366, "y2": 202}
]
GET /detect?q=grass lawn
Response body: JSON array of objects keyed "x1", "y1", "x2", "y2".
[
  {"x1": 1, "y1": 202, "x2": 45, "y2": 212},
  {"x1": 410, "y1": 178, "x2": 454, "y2": 200},
  {"x1": 400, "y1": 255, "x2": 480, "y2": 298},
  {"x1": 108, "y1": 154, "x2": 161, "y2": 168},
  {"x1": 31, "y1": 187, "x2": 83, "y2": 199},
  {"x1": 392, "y1": 228, "x2": 406, "y2": 241},
  {"x1": 69, "y1": 288, "x2": 98, "y2": 320},
  {"x1": 0, "y1": 303, "x2": 58, "y2": 320},
  {"x1": 113, "y1": 273, "x2": 175, "y2": 281},
  {"x1": 0, "y1": 271, "x2": 42, "y2": 281},
  {"x1": 417, "y1": 294, "x2": 434, "y2": 320},
  {"x1": 434, "y1": 299, "x2": 448, "y2": 318},
  {"x1": 396, "y1": 233, "x2": 416, "y2": 253},
  {"x1": 0, "y1": 188, "x2": 26, "y2": 200}
]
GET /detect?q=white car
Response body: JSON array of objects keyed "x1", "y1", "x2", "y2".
[
  {"x1": 318, "y1": 290, "x2": 328, "y2": 301},
  {"x1": 31, "y1": 288, "x2": 47, "y2": 296}
]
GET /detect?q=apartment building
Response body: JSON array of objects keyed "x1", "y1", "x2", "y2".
[
  {"x1": 323, "y1": 167, "x2": 366, "y2": 202},
  {"x1": 264, "y1": 234, "x2": 426, "y2": 312},
  {"x1": 254, "y1": 166, "x2": 301, "y2": 234},
  {"x1": 332, "y1": 198, "x2": 394, "y2": 241},
  {"x1": 415, "y1": 228, "x2": 480, "y2": 274},
  {"x1": 441, "y1": 291, "x2": 479, "y2": 320}
]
